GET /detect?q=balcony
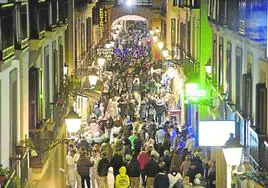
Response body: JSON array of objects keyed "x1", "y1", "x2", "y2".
[
  {"x1": 29, "y1": 103, "x2": 67, "y2": 169},
  {"x1": 29, "y1": 0, "x2": 48, "y2": 40},
  {"x1": 0, "y1": 4, "x2": 15, "y2": 61},
  {"x1": 15, "y1": 3, "x2": 29, "y2": 50},
  {"x1": 248, "y1": 126, "x2": 268, "y2": 172}
]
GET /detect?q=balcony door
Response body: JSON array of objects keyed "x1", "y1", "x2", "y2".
[{"x1": 29, "y1": 68, "x2": 39, "y2": 131}]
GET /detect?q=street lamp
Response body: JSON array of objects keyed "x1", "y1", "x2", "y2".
[
  {"x1": 64, "y1": 63, "x2": 68, "y2": 75},
  {"x1": 117, "y1": 22, "x2": 122, "y2": 29},
  {"x1": 157, "y1": 41, "x2": 164, "y2": 50},
  {"x1": 162, "y1": 49, "x2": 169, "y2": 58},
  {"x1": 97, "y1": 57, "x2": 106, "y2": 70},
  {"x1": 149, "y1": 30, "x2": 155, "y2": 36},
  {"x1": 205, "y1": 58, "x2": 212, "y2": 76},
  {"x1": 110, "y1": 41, "x2": 115, "y2": 47},
  {"x1": 116, "y1": 27, "x2": 120, "y2": 35},
  {"x1": 88, "y1": 69, "x2": 98, "y2": 88},
  {"x1": 152, "y1": 35, "x2": 158, "y2": 42},
  {"x1": 65, "y1": 108, "x2": 81, "y2": 133},
  {"x1": 112, "y1": 33, "x2": 117, "y2": 40},
  {"x1": 223, "y1": 133, "x2": 243, "y2": 166},
  {"x1": 155, "y1": 26, "x2": 160, "y2": 34}
]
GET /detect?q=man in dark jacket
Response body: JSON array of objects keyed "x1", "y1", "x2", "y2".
[
  {"x1": 144, "y1": 151, "x2": 160, "y2": 188},
  {"x1": 110, "y1": 151, "x2": 124, "y2": 181},
  {"x1": 154, "y1": 162, "x2": 169, "y2": 188},
  {"x1": 97, "y1": 152, "x2": 110, "y2": 188},
  {"x1": 126, "y1": 155, "x2": 141, "y2": 188},
  {"x1": 77, "y1": 152, "x2": 94, "y2": 188}
]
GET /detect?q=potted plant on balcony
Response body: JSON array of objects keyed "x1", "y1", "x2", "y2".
[
  {"x1": 15, "y1": 141, "x2": 27, "y2": 156},
  {"x1": 0, "y1": 164, "x2": 9, "y2": 185}
]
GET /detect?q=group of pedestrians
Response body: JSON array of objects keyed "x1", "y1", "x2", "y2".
[{"x1": 66, "y1": 21, "x2": 216, "y2": 188}]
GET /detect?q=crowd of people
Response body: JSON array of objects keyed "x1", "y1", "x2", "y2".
[{"x1": 66, "y1": 21, "x2": 216, "y2": 188}]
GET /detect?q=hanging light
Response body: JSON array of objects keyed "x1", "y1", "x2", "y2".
[
  {"x1": 110, "y1": 41, "x2": 115, "y2": 47},
  {"x1": 65, "y1": 108, "x2": 81, "y2": 133},
  {"x1": 152, "y1": 36, "x2": 158, "y2": 42},
  {"x1": 116, "y1": 27, "x2": 120, "y2": 34},
  {"x1": 223, "y1": 133, "x2": 243, "y2": 166},
  {"x1": 162, "y1": 49, "x2": 169, "y2": 58},
  {"x1": 64, "y1": 63, "x2": 68, "y2": 75},
  {"x1": 157, "y1": 41, "x2": 164, "y2": 50},
  {"x1": 117, "y1": 22, "x2": 122, "y2": 29},
  {"x1": 205, "y1": 58, "x2": 212, "y2": 75},
  {"x1": 88, "y1": 69, "x2": 98, "y2": 88},
  {"x1": 149, "y1": 30, "x2": 154, "y2": 36},
  {"x1": 97, "y1": 57, "x2": 106, "y2": 69},
  {"x1": 112, "y1": 33, "x2": 117, "y2": 40},
  {"x1": 155, "y1": 26, "x2": 160, "y2": 34}
]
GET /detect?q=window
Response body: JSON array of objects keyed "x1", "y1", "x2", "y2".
[
  {"x1": 44, "y1": 46, "x2": 50, "y2": 119},
  {"x1": 255, "y1": 83, "x2": 267, "y2": 134},
  {"x1": 212, "y1": 33, "x2": 217, "y2": 82},
  {"x1": 218, "y1": 37, "x2": 224, "y2": 88},
  {"x1": 0, "y1": 7, "x2": 14, "y2": 49},
  {"x1": 29, "y1": 68, "x2": 39, "y2": 130},
  {"x1": 20, "y1": 4, "x2": 28, "y2": 40},
  {"x1": 10, "y1": 69, "x2": 18, "y2": 159},
  {"x1": 235, "y1": 47, "x2": 243, "y2": 110},
  {"x1": 226, "y1": 42, "x2": 232, "y2": 100},
  {"x1": 38, "y1": 2, "x2": 48, "y2": 32},
  {"x1": 171, "y1": 18, "x2": 176, "y2": 46}
]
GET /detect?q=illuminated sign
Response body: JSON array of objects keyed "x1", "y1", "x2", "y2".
[
  {"x1": 99, "y1": 8, "x2": 104, "y2": 27},
  {"x1": 104, "y1": 9, "x2": 108, "y2": 24},
  {"x1": 198, "y1": 121, "x2": 235, "y2": 146}
]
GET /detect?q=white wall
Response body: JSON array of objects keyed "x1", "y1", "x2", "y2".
[{"x1": 0, "y1": 59, "x2": 20, "y2": 167}]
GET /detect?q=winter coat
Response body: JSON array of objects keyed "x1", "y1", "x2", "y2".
[
  {"x1": 77, "y1": 156, "x2": 94, "y2": 176},
  {"x1": 155, "y1": 129, "x2": 167, "y2": 145},
  {"x1": 154, "y1": 172, "x2": 170, "y2": 188},
  {"x1": 144, "y1": 159, "x2": 159, "y2": 177},
  {"x1": 110, "y1": 154, "x2": 124, "y2": 176},
  {"x1": 115, "y1": 166, "x2": 130, "y2": 188},
  {"x1": 97, "y1": 157, "x2": 110, "y2": 177},
  {"x1": 126, "y1": 158, "x2": 140, "y2": 177},
  {"x1": 137, "y1": 151, "x2": 151, "y2": 170},
  {"x1": 139, "y1": 103, "x2": 148, "y2": 119},
  {"x1": 168, "y1": 171, "x2": 183, "y2": 188}
]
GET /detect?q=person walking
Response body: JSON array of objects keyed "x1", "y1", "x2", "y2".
[
  {"x1": 154, "y1": 162, "x2": 169, "y2": 188},
  {"x1": 137, "y1": 147, "x2": 151, "y2": 187},
  {"x1": 76, "y1": 152, "x2": 94, "y2": 188},
  {"x1": 97, "y1": 152, "x2": 110, "y2": 188},
  {"x1": 126, "y1": 155, "x2": 141, "y2": 188},
  {"x1": 115, "y1": 166, "x2": 131, "y2": 188},
  {"x1": 110, "y1": 149, "x2": 124, "y2": 181},
  {"x1": 90, "y1": 148, "x2": 101, "y2": 188},
  {"x1": 168, "y1": 166, "x2": 183, "y2": 188},
  {"x1": 66, "y1": 150, "x2": 77, "y2": 188},
  {"x1": 144, "y1": 150, "x2": 160, "y2": 188}
]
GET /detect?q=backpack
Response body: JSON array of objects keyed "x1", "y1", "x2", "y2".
[{"x1": 172, "y1": 179, "x2": 183, "y2": 188}]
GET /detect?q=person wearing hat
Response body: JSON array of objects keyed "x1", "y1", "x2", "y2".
[
  {"x1": 97, "y1": 152, "x2": 110, "y2": 188},
  {"x1": 144, "y1": 150, "x2": 160, "y2": 188},
  {"x1": 116, "y1": 166, "x2": 131, "y2": 188}
]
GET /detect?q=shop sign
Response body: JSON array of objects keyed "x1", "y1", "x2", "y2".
[
  {"x1": 104, "y1": 9, "x2": 108, "y2": 24},
  {"x1": 97, "y1": 48, "x2": 113, "y2": 60},
  {"x1": 169, "y1": 109, "x2": 181, "y2": 117},
  {"x1": 99, "y1": 8, "x2": 104, "y2": 27}
]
